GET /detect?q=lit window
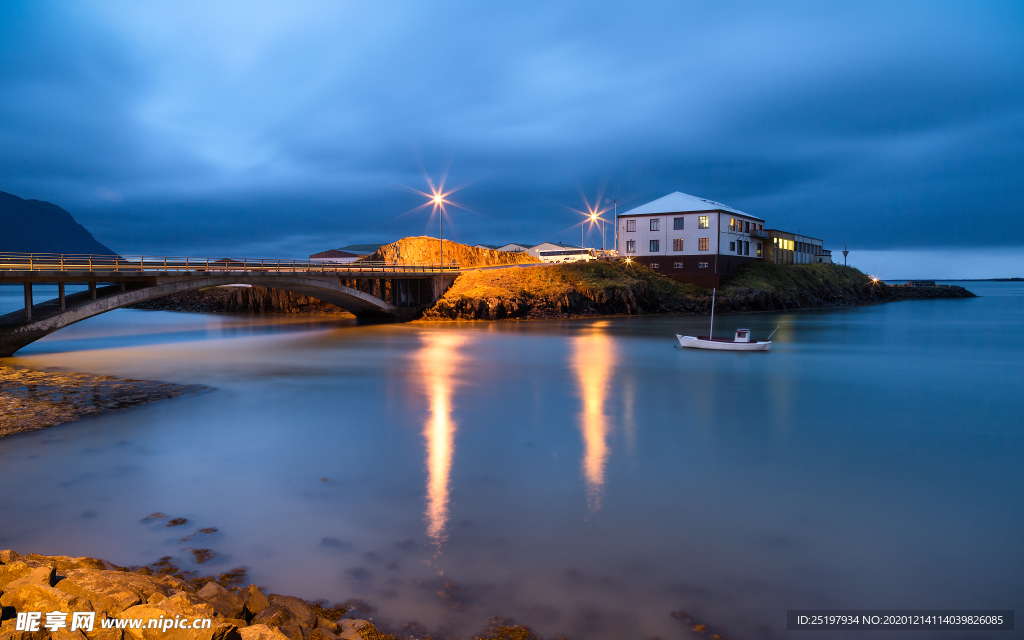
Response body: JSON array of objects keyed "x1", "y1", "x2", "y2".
[
  {"x1": 650, "y1": 219, "x2": 659, "y2": 231},
  {"x1": 757, "y1": 242, "x2": 762, "y2": 257},
  {"x1": 698, "y1": 261, "x2": 709, "y2": 268},
  {"x1": 698, "y1": 238, "x2": 709, "y2": 251},
  {"x1": 649, "y1": 239, "x2": 660, "y2": 252},
  {"x1": 698, "y1": 215, "x2": 709, "y2": 229},
  {"x1": 729, "y1": 241, "x2": 735, "y2": 251},
  {"x1": 626, "y1": 219, "x2": 636, "y2": 232},
  {"x1": 673, "y1": 262, "x2": 684, "y2": 269},
  {"x1": 672, "y1": 238, "x2": 684, "y2": 251},
  {"x1": 674, "y1": 217, "x2": 684, "y2": 230},
  {"x1": 730, "y1": 217, "x2": 736, "y2": 231},
  {"x1": 626, "y1": 240, "x2": 636, "y2": 253}
]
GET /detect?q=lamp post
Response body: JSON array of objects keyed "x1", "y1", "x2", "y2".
[{"x1": 433, "y1": 193, "x2": 444, "y2": 268}]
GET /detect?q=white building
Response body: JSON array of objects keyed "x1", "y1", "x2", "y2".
[{"x1": 616, "y1": 192, "x2": 765, "y2": 286}]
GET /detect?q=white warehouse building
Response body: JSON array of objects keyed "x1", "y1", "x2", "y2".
[{"x1": 616, "y1": 192, "x2": 766, "y2": 287}]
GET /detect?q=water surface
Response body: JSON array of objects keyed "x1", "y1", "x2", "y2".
[{"x1": 1, "y1": 282, "x2": 1021, "y2": 639}]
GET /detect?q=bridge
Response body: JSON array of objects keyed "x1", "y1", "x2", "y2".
[{"x1": 0, "y1": 252, "x2": 459, "y2": 356}]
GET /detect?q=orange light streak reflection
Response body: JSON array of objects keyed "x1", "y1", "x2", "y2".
[
  {"x1": 570, "y1": 330, "x2": 616, "y2": 512},
  {"x1": 416, "y1": 332, "x2": 467, "y2": 551}
]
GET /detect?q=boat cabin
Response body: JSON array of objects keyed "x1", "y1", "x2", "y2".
[{"x1": 734, "y1": 329, "x2": 751, "y2": 343}]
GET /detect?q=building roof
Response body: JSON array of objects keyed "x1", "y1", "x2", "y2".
[
  {"x1": 336, "y1": 243, "x2": 383, "y2": 255},
  {"x1": 532, "y1": 241, "x2": 581, "y2": 249},
  {"x1": 619, "y1": 191, "x2": 763, "y2": 221},
  {"x1": 310, "y1": 249, "x2": 360, "y2": 259}
]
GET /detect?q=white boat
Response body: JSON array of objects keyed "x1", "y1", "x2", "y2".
[
  {"x1": 675, "y1": 287, "x2": 775, "y2": 351},
  {"x1": 676, "y1": 330, "x2": 772, "y2": 351}
]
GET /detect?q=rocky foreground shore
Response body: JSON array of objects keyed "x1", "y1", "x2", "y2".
[{"x1": 0, "y1": 551, "x2": 591, "y2": 640}]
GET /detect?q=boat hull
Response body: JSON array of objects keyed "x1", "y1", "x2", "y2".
[{"x1": 676, "y1": 335, "x2": 771, "y2": 351}]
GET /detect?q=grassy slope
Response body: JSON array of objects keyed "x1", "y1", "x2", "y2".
[{"x1": 721, "y1": 261, "x2": 871, "y2": 294}]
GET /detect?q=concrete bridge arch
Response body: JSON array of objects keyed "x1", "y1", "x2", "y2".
[{"x1": 0, "y1": 272, "x2": 451, "y2": 356}]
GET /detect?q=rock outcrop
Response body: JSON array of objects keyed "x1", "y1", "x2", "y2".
[{"x1": 361, "y1": 237, "x2": 539, "y2": 268}]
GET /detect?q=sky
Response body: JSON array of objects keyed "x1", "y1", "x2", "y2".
[{"x1": 1, "y1": 0, "x2": 1022, "y2": 277}]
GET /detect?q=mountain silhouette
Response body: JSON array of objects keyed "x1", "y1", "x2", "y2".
[{"x1": 0, "y1": 191, "x2": 117, "y2": 255}]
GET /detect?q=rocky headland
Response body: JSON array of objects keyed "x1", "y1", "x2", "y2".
[{"x1": 420, "y1": 261, "x2": 976, "y2": 321}]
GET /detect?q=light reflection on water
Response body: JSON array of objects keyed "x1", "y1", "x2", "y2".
[
  {"x1": 0, "y1": 281, "x2": 1021, "y2": 640},
  {"x1": 571, "y1": 328, "x2": 615, "y2": 512},
  {"x1": 418, "y1": 332, "x2": 466, "y2": 550}
]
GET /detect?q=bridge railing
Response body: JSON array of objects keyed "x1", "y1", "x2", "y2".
[{"x1": 0, "y1": 252, "x2": 459, "y2": 274}]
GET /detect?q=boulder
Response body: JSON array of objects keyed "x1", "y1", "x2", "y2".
[
  {"x1": 0, "y1": 563, "x2": 33, "y2": 591},
  {"x1": 238, "y1": 626, "x2": 290, "y2": 640},
  {"x1": 0, "y1": 583, "x2": 74, "y2": 613},
  {"x1": 239, "y1": 587, "x2": 270, "y2": 618},
  {"x1": 55, "y1": 577, "x2": 142, "y2": 615},
  {"x1": 266, "y1": 597, "x2": 313, "y2": 630},
  {"x1": 334, "y1": 621, "x2": 368, "y2": 640},
  {"x1": 249, "y1": 607, "x2": 303, "y2": 640},
  {"x1": 0, "y1": 551, "x2": 22, "y2": 564},
  {"x1": 3, "y1": 566, "x2": 56, "y2": 590},
  {"x1": 250, "y1": 605, "x2": 292, "y2": 628},
  {"x1": 196, "y1": 583, "x2": 244, "y2": 620},
  {"x1": 51, "y1": 629, "x2": 89, "y2": 640}
]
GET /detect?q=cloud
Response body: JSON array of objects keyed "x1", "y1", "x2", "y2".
[{"x1": 0, "y1": 0, "x2": 1021, "y2": 272}]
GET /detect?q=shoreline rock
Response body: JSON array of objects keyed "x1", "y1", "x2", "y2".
[
  {"x1": 0, "y1": 365, "x2": 207, "y2": 439},
  {"x1": 0, "y1": 551, "x2": 551, "y2": 640}
]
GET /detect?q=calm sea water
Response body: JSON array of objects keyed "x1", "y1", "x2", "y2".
[{"x1": 0, "y1": 283, "x2": 1021, "y2": 639}]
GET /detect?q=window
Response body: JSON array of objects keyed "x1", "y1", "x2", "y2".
[
  {"x1": 650, "y1": 218, "x2": 659, "y2": 231},
  {"x1": 672, "y1": 238, "x2": 684, "y2": 251},
  {"x1": 744, "y1": 221, "x2": 750, "y2": 233},
  {"x1": 744, "y1": 241, "x2": 749, "y2": 256},
  {"x1": 729, "y1": 241, "x2": 735, "y2": 251},
  {"x1": 649, "y1": 239, "x2": 660, "y2": 252},
  {"x1": 730, "y1": 217, "x2": 736, "y2": 231},
  {"x1": 698, "y1": 215, "x2": 709, "y2": 229},
  {"x1": 673, "y1": 217, "x2": 684, "y2": 230},
  {"x1": 698, "y1": 262, "x2": 709, "y2": 268},
  {"x1": 626, "y1": 240, "x2": 636, "y2": 253},
  {"x1": 758, "y1": 224, "x2": 763, "y2": 231},
  {"x1": 673, "y1": 262, "x2": 684, "y2": 269},
  {"x1": 736, "y1": 241, "x2": 742, "y2": 255},
  {"x1": 757, "y1": 242, "x2": 762, "y2": 258},
  {"x1": 650, "y1": 262, "x2": 659, "y2": 269},
  {"x1": 626, "y1": 219, "x2": 636, "y2": 232},
  {"x1": 698, "y1": 238, "x2": 709, "y2": 251}
]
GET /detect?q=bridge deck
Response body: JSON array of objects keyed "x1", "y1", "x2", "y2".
[{"x1": 0, "y1": 252, "x2": 458, "y2": 279}]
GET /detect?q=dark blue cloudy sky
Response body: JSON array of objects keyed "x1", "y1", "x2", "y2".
[{"x1": 2, "y1": 1, "x2": 1022, "y2": 276}]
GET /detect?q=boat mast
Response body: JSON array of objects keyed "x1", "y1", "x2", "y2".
[{"x1": 710, "y1": 287, "x2": 715, "y2": 339}]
